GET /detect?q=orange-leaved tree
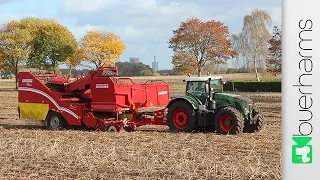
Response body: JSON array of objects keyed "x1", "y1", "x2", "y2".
[
  {"x1": 80, "y1": 30, "x2": 126, "y2": 69},
  {"x1": 168, "y1": 17, "x2": 236, "y2": 76},
  {"x1": 266, "y1": 26, "x2": 281, "y2": 75}
]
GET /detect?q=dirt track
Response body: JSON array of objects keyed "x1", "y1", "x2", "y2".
[{"x1": 0, "y1": 91, "x2": 281, "y2": 179}]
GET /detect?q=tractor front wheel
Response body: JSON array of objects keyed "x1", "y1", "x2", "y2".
[
  {"x1": 46, "y1": 111, "x2": 66, "y2": 130},
  {"x1": 167, "y1": 101, "x2": 197, "y2": 132},
  {"x1": 244, "y1": 106, "x2": 264, "y2": 133},
  {"x1": 213, "y1": 107, "x2": 244, "y2": 135}
]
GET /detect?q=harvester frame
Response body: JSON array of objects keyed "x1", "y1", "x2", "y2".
[{"x1": 18, "y1": 67, "x2": 171, "y2": 132}]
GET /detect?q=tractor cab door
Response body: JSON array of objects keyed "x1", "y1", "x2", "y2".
[
  {"x1": 186, "y1": 81, "x2": 207, "y2": 104},
  {"x1": 210, "y1": 79, "x2": 223, "y2": 93}
]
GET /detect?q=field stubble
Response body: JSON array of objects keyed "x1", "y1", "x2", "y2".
[{"x1": 0, "y1": 91, "x2": 281, "y2": 180}]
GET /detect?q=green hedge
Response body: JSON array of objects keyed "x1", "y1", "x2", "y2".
[{"x1": 223, "y1": 81, "x2": 281, "y2": 92}]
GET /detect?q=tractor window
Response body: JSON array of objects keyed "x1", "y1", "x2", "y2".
[
  {"x1": 211, "y1": 79, "x2": 222, "y2": 93},
  {"x1": 187, "y1": 81, "x2": 206, "y2": 94},
  {"x1": 186, "y1": 81, "x2": 207, "y2": 104},
  {"x1": 187, "y1": 81, "x2": 207, "y2": 104}
]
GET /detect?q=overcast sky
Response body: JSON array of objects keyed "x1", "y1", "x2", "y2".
[{"x1": 0, "y1": 0, "x2": 281, "y2": 70}]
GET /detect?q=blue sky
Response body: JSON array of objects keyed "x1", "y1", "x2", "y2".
[{"x1": 0, "y1": 0, "x2": 281, "y2": 70}]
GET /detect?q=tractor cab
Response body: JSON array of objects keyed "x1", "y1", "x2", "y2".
[{"x1": 184, "y1": 76, "x2": 224, "y2": 106}]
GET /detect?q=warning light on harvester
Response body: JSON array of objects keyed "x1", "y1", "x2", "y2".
[{"x1": 131, "y1": 100, "x2": 136, "y2": 110}]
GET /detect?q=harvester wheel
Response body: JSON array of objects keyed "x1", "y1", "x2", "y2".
[
  {"x1": 46, "y1": 111, "x2": 66, "y2": 130},
  {"x1": 106, "y1": 126, "x2": 118, "y2": 132},
  {"x1": 167, "y1": 101, "x2": 197, "y2": 132},
  {"x1": 123, "y1": 125, "x2": 135, "y2": 132},
  {"x1": 244, "y1": 106, "x2": 264, "y2": 133},
  {"x1": 213, "y1": 107, "x2": 244, "y2": 135}
]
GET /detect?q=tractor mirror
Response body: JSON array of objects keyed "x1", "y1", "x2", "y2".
[
  {"x1": 205, "y1": 83, "x2": 209, "y2": 93},
  {"x1": 220, "y1": 79, "x2": 226, "y2": 85}
]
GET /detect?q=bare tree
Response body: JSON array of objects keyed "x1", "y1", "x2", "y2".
[
  {"x1": 230, "y1": 34, "x2": 241, "y2": 69},
  {"x1": 230, "y1": 33, "x2": 248, "y2": 69},
  {"x1": 233, "y1": 9, "x2": 272, "y2": 81}
]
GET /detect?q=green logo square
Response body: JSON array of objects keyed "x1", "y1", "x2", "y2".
[{"x1": 292, "y1": 136, "x2": 312, "y2": 164}]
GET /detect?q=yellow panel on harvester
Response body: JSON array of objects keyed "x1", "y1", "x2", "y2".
[{"x1": 18, "y1": 103, "x2": 49, "y2": 120}]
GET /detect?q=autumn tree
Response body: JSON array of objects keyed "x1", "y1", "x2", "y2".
[
  {"x1": 0, "y1": 47, "x2": 5, "y2": 70},
  {"x1": 266, "y1": 26, "x2": 281, "y2": 75},
  {"x1": 171, "y1": 52, "x2": 196, "y2": 75},
  {"x1": 80, "y1": 30, "x2": 126, "y2": 69},
  {"x1": 0, "y1": 20, "x2": 32, "y2": 89},
  {"x1": 65, "y1": 48, "x2": 84, "y2": 77},
  {"x1": 168, "y1": 17, "x2": 235, "y2": 76},
  {"x1": 115, "y1": 61, "x2": 153, "y2": 76},
  {"x1": 140, "y1": 69, "x2": 153, "y2": 76},
  {"x1": 234, "y1": 9, "x2": 272, "y2": 81},
  {"x1": 19, "y1": 18, "x2": 78, "y2": 72}
]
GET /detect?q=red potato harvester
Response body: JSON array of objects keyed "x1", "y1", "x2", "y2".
[{"x1": 17, "y1": 66, "x2": 171, "y2": 132}]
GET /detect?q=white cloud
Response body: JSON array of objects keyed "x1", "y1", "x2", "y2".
[
  {"x1": 57, "y1": 0, "x2": 282, "y2": 69},
  {"x1": 62, "y1": 0, "x2": 117, "y2": 14},
  {"x1": 126, "y1": 0, "x2": 182, "y2": 17}
]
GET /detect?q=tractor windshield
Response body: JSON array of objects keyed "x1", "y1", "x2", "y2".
[
  {"x1": 186, "y1": 81, "x2": 207, "y2": 104},
  {"x1": 211, "y1": 79, "x2": 222, "y2": 93}
]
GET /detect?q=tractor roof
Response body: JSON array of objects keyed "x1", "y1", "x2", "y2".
[{"x1": 184, "y1": 76, "x2": 223, "y2": 82}]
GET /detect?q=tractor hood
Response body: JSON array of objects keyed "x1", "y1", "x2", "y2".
[
  {"x1": 215, "y1": 93, "x2": 239, "y2": 98},
  {"x1": 215, "y1": 93, "x2": 253, "y2": 114},
  {"x1": 234, "y1": 95, "x2": 253, "y2": 104},
  {"x1": 215, "y1": 93, "x2": 252, "y2": 103},
  {"x1": 215, "y1": 93, "x2": 253, "y2": 107}
]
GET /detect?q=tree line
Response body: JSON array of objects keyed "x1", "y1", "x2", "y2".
[
  {"x1": 59, "y1": 62, "x2": 176, "y2": 77},
  {"x1": 0, "y1": 17, "x2": 126, "y2": 88},
  {"x1": 1, "y1": 8, "x2": 281, "y2": 90},
  {"x1": 168, "y1": 9, "x2": 281, "y2": 80}
]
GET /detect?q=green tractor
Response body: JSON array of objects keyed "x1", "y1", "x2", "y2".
[{"x1": 166, "y1": 76, "x2": 263, "y2": 134}]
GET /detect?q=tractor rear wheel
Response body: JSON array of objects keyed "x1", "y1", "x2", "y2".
[
  {"x1": 46, "y1": 111, "x2": 66, "y2": 130},
  {"x1": 244, "y1": 106, "x2": 264, "y2": 133},
  {"x1": 167, "y1": 101, "x2": 197, "y2": 132},
  {"x1": 213, "y1": 107, "x2": 244, "y2": 135}
]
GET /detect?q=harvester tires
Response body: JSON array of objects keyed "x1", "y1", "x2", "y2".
[
  {"x1": 167, "y1": 101, "x2": 197, "y2": 132},
  {"x1": 106, "y1": 126, "x2": 117, "y2": 132},
  {"x1": 243, "y1": 106, "x2": 264, "y2": 133},
  {"x1": 46, "y1": 111, "x2": 66, "y2": 130},
  {"x1": 213, "y1": 107, "x2": 244, "y2": 135},
  {"x1": 123, "y1": 125, "x2": 135, "y2": 132}
]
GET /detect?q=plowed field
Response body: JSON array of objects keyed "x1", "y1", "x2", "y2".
[{"x1": 0, "y1": 91, "x2": 281, "y2": 180}]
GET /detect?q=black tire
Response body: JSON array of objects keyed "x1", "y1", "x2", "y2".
[
  {"x1": 244, "y1": 106, "x2": 264, "y2": 133},
  {"x1": 123, "y1": 125, "x2": 135, "y2": 132},
  {"x1": 167, "y1": 101, "x2": 198, "y2": 132},
  {"x1": 46, "y1": 111, "x2": 66, "y2": 130},
  {"x1": 213, "y1": 107, "x2": 244, "y2": 135}
]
